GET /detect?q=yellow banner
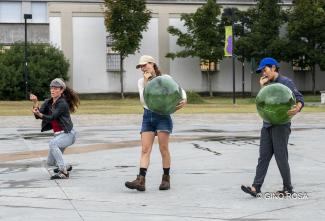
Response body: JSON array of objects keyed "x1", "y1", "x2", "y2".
[{"x1": 224, "y1": 26, "x2": 233, "y2": 57}]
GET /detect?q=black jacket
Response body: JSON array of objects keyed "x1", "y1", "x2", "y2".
[{"x1": 36, "y1": 96, "x2": 73, "y2": 132}]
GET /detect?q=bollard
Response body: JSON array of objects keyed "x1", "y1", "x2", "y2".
[{"x1": 321, "y1": 91, "x2": 325, "y2": 104}]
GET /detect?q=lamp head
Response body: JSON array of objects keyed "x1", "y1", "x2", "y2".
[{"x1": 24, "y1": 14, "x2": 32, "y2": 19}]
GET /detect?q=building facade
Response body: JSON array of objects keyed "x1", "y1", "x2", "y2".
[{"x1": 1, "y1": 0, "x2": 324, "y2": 95}]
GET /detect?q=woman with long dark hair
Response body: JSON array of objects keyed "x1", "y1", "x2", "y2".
[{"x1": 30, "y1": 78, "x2": 80, "y2": 179}]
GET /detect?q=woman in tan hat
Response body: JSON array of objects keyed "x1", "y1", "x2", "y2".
[
  {"x1": 125, "y1": 55, "x2": 186, "y2": 191},
  {"x1": 30, "y1": 78, "x2": 79, "y2": 179}
]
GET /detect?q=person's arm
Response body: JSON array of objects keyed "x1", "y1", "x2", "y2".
[
  {"x1": 175, "y1": 89, "x2": 187, "y2": 111},
  {"x1": 30, "y1": 94, "x2": 39, "y2": 108},
  {"x1": 30, "y1": 94, "x2": 42, "y2": 119},
  {"x1": 32, "y1": 107, "x2": 42, "y2": 119},
  {"x1": 162, "y1": 75, "x2": 187, "y2": 111},
  {"x1": 288, "y1": 101, "x2": 303, "y2": 116},
  {"x1": 181, "y1": 88, "x2": 187, "y2": 101},
  {"x1": 285, "y1": 79, "x2": 304, "y2": 116},
  {"x1": 138, "y1": 78, "x2": 146, "y2": 107}
]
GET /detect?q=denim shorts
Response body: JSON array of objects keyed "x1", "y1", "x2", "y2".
[{"x1": 141, "y1": 108, "x2": 173, "y2": 134}]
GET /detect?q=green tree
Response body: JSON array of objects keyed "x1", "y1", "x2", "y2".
[
  {"x1": 0, "y1": 43, "x2": 69, "y2": 100},
  {"x1": 286, "y1": 0, "x2": 325, "y2": 94},
  {"x1": 166, "y1": 0, "x2": 224, "y2": 97},
  {"x1": 235, "y1": 0, "x2": 287, "y2": 65},
  {"x1": 104, "y1": 0, "x2": 151, "y2": 99}
]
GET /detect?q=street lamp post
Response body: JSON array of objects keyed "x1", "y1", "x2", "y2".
[
  {"x1": 232, "y1": 23, "x2": 236, "y2": 105},
  {"x1": 24, "y1": 14, "x2": 32, "y2": 100}
]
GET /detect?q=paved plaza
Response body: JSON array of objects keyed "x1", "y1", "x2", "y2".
[{"x1": 0, "y1": 113, "x2": 324, "y2": 220}]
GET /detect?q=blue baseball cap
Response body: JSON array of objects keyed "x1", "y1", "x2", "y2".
[{"x1": 256, "y1": 57, "x2": 279, "y2": 73}]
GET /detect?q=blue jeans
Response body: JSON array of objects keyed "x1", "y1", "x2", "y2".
[
  {"x1": 47, "y1": 129, "x2": 76, "y2": 171},
  {"x1": 141, "y1": 108, "x2": 173, "y2": 134}
]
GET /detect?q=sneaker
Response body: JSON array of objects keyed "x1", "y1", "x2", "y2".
[
  {"x1": 53, "y1": 165, "x2": 72, "y2": 173},
  {"x1": 159, "y1": 174, "x2": 170, "y2": 190},
  {"x1": 51, "y1": 171, "x2": 69, "y2": 180},
  {"x1": 125, "y1": 175, "x2": 145, "y2": 191}
]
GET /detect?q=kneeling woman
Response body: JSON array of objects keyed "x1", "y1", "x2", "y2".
[{"x1": 30, "y1": 78, "x2": 79, "y2": 179}]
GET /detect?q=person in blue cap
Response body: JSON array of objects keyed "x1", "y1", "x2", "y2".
[{"x1": 241, "y1": 57, "x2": 304, "y2": 197}]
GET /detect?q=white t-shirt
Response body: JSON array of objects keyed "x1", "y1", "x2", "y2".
[{"x1": 138, "y1": 75, "x2": 187, "y2": 109}]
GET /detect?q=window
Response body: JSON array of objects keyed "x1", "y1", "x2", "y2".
[
  {"x1": 106, "y1": 35, "x2": 121, "y2": 71},
  {"x1": 200, "y1": 60, "x2": 220, "y2": 72},
  {"x1": 0, "y1": 2, "x2": 22, "y2": 23},
  {"x1": 0, "y1": 45, "x2": 11, "y2": 53},
  {"x1": 292, "y1": 56, "x2": 311, "y2": 72},
  {"x1": 31, "y1": 2, "x2": 48, "y2": 23}
]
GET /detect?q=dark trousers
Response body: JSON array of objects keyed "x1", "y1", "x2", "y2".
[{"x1": 253, "y1": 124, "x2": 292, "y2": 191}]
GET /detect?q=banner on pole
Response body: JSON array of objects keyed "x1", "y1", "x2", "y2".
[{"x1": 224, "y1": 26, "x2": 233, "y2": 57}]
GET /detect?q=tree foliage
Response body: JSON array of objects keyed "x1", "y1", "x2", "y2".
[
  {"x1": 235, "y1": 0, "x2": 287, "y2": 65},
  {"x1": 167, "y1": 0, "x2": 224, "y2": 62},
  {"x1": 166, "y1": 0, "x2": 224, "y2": 96},
  {"x1": 104, "y1": 0, "x2": 151, "y2": 98},
  {"x1": 0, "y1": 43, "x2": 69, "y2": 100},
  {"x1": 286, "y1": 0, "x2": 325, "y2": 93},
  {"x1": 104, "y1": 0, "x2": 151, "y2": 58}
]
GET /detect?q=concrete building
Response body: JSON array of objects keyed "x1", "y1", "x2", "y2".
[{"x1": 1, "y1": 0, "x2": 324, "y2": 95}]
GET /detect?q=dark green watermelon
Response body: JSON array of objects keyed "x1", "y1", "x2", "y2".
[
  {"x1": 256, "y1": 83, "x2": 296, "y2": 125},
  {"x1": 144, "y1": 75, "x2": 183, "y2": 115}
]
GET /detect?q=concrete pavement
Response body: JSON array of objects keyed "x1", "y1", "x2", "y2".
[{"x1": 0, "y1": 113, "x2": 324, "y2": 220}]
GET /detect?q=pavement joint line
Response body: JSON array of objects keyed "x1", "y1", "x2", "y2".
[
  {"x1": 0, "y1": 198, "x2": 229, "y2": 220},
  {"x1": 234, "y1": 200, "x2": 320, "y2": 220},
  {"x1": 0, "y1": 194, "x2": 236, "y2": 210},
  {"x1": 0, "y1": 194, "x2": 75, "y2": 201},
  {"x1": 53, "y1": 180, "x2": 85, "y2": 221},
  {"x1": 0, "y1": 204, "x2": 76, "y2": 211},
  {"x1": 58, "y1": 208, "x2": 226, "y2": 220}
]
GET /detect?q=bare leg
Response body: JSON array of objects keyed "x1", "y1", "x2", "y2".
[
  {"x1": 157, "y1": 132, "x2": 171, "y2": 168},
  {"x1": 139, "y1": 132, "x2": 155, "y2": 168}
]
